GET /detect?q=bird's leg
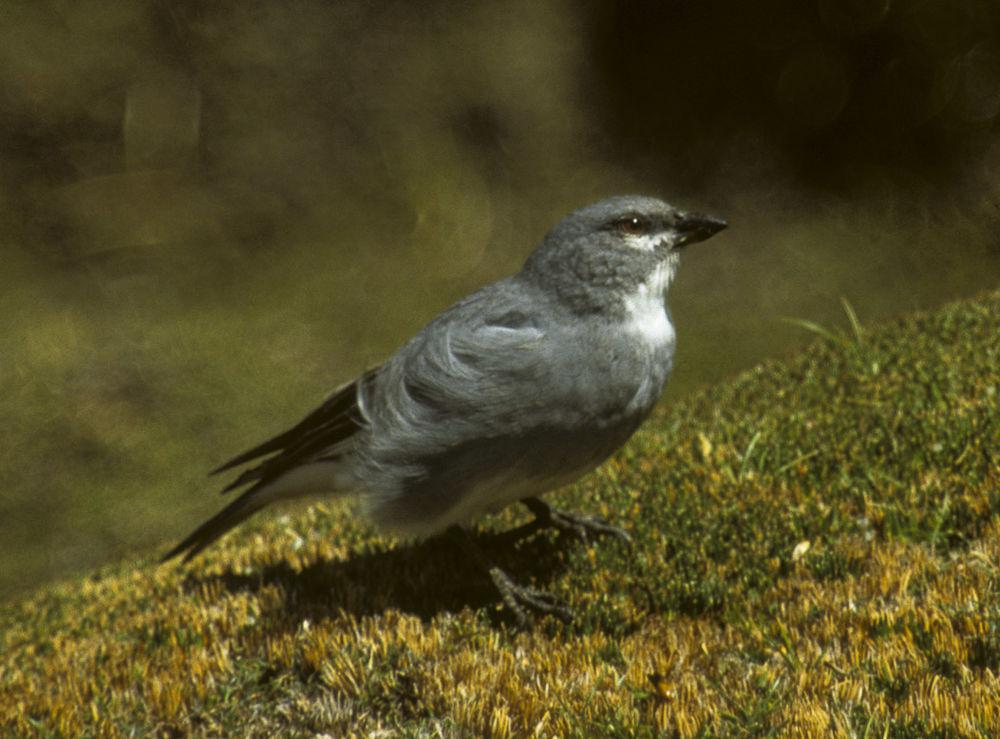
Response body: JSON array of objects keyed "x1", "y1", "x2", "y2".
[
  {"x1": 521, "y1": 497, "x2": 632, "y2": 544},
  {"x1": 447, "y1": 525, "x2": 572, "y2": 628}
]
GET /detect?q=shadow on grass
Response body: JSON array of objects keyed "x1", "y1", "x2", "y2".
[{"x1": 185, "y1": 527, "x2": 580, "y2": 628}]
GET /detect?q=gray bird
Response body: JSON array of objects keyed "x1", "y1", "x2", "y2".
[{"x1": 163, "y1": 195, "x2": 726, "y2": 623}]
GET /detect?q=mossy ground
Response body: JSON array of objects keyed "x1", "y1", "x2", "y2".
[{"x1": 1, "y1": 291, "x2": 997, "y2": 737}]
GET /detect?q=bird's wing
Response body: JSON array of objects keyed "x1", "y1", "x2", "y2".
[
  {"x1": 373, "y1": 292, "x2": 561, "y2": 444},
  {"x1": 211, "y1": 365, "x2": 379, "y2": 494}
]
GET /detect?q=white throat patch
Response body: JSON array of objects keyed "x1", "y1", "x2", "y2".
[{"x1": 622, "y1": 259, "x2": 677, "y2": 348}]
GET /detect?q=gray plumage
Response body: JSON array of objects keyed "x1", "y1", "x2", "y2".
[{"x1": 164, "y1": 195, "x2": 726, "y2": 562}]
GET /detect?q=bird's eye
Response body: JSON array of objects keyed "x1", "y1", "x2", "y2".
[{"x1": 611, "y1": 214, "x2": 650, "y2": 235}]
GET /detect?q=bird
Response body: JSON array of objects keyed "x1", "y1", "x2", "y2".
[{"x1": 163, "y1": 195, "x2": 727, "y2": 624}]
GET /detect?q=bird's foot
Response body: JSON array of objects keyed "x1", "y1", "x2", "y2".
[
  {"x1": 522, "y1": 497, "x2": 632, "y2": 545},
  {"x1": 488, "y1": 566, "x2": 572, "y2": 628},
  {"x1": 448, "y1": 525, "x2": 571, "y2": 627}
]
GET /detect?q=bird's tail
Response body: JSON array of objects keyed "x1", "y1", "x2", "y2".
[
  {"x1": 161, "y1": 486, "x2": 267, "y2": 564},
  {"x1": 162, "y1": 460, "x2": 354, "y2": 563}
]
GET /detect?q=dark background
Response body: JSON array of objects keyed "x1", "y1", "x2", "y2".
[{"x1": 2, "y1": 0, "x2": 998, "y2": 598}]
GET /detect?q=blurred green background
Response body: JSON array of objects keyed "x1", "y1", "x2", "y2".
[{"x1": 2, "y1": 0, "x2": 998, "y2": 600}]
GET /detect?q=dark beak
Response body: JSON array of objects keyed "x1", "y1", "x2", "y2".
[{"x1": 675, "y1": 213, "x2": 727, "y2": 248}]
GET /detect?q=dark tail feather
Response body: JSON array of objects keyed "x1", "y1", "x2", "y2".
[{"x1": 161, "y1": 486, "x2": 267, "y2": 564}]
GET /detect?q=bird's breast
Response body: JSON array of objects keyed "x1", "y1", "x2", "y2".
[
  {"x1": 620, "y1": 262, "x2": 676, "y2": 351},
  {"x1": 621, "y1": 286, "x2": 675, "y2": 353},
  {"x1": 623, "y1": 293, "x2": 675, "y2": 349}
]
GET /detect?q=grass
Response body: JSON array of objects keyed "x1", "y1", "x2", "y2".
[{"x1": 1, "y1": 289, "x2": 997, "y2": 737}]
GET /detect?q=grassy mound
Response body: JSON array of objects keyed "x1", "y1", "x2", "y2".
[{"x1": 2, "y1": 290, "x2": 997, "y2": 737}]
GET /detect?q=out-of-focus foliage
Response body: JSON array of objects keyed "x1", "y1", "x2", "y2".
[
  {"x1": 1, "y1": 291, "x2": 997, "y2": 736},
  {"x1": 593, "y1": 0, "x2": 1000, "y2": 187},
  {"x1": 1, "y1": 0, "x2": 998, "y2": 596}
]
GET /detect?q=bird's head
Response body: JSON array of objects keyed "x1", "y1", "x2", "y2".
[{"x1": 523, "y1": 195, "x2": 727, "y2": 312}]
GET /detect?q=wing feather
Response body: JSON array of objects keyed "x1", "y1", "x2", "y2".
[{"x1": 211, "y1": 366, "x2": 378, "y2": 491}]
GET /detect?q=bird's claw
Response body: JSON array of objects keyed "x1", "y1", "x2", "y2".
[
  {"x1": 489, "y1": 566, "x2": 572, "y2": 628},
  {"x1": 523, "y1": 497, "x2": 632, "y2": 545},
  {"x1": 546, "y1": 509, "x2": 632, "y2": 544}
]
